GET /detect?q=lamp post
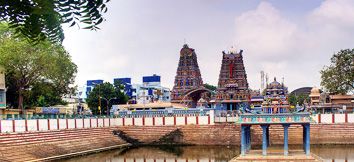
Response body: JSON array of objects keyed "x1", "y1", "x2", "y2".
[
  {"x1": 100, "y1": 97, "x2": 117, "y2": 117},
  {"x1": 92, "y1": 82, "x2": 102, "y2": 116}
]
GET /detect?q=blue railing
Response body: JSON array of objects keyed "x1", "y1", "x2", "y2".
[
  {"x1": 237, "y1": 112, "x2": 312, "y2": 124},
  {"x1": 116, "y1": 108, "x2": 212, "y2": 118}
]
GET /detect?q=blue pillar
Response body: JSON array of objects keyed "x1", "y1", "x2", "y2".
[
  {"x1": 261, "y1": 125, "x2": 269, "y2": 156},
  {"x1": 283, "y1": 124, "x2": 290, "y2": 156},
  {"x1": 241, "y1": 125, "x2": 246, "y2": 155},
  {"x1": 266, "y1": 126, "x2": 270, "y2": 146},
  {"x1": 230, "y1": 103, "x2": 233, "y2": 111},
  {"x1": 246, "y1": 126, "x2": 251, "y2": 151},
  {"x1": 302, "y1": 124, "x2": 305, "y2": 152},
  {"x1": 248, "y1": 126, "x2": 252, "y2": 151},
  {"x1": 246, "y1": 126, "x2": 248, "y2": 152},
  {"x1": 304, "y1": 124, "x2": 310, "y2": 156}
]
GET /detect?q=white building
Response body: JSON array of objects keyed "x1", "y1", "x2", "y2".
[{"x1": 132, "y1": 74, "x2": 171, "y2": 104}]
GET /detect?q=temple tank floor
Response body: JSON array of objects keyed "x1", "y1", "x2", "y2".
[{"x1": 57, "y1": 145, "x2": 354, "y2": 162}]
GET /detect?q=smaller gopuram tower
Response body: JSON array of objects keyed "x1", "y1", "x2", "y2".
[
  {"x1": 215, "y1": 47, "x2": 250, "y2": 110},
  {"x1": 171, "y1": 44, "x2": 204, "y2": 107}
]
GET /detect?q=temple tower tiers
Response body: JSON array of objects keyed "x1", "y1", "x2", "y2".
[
  {"x1": 215, "y1": 48, "x2": 250, "y2": 110},
  {"x1": 171, "y1": 44, "x2": 204, "y2": 104}
]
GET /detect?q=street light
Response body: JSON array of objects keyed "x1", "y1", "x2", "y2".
[
  {"x1": 91, "y1": 82, "x2": 102, "y2": 116},
  {"x1": 100, "y1": 97, "x2": 117, "y2": 116}
]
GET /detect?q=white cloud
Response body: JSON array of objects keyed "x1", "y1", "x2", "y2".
[
  {"x1": 62, "y1": 0, "x2": 354, "y2": 93},
  {"x1": 234, "y1": 0, "x2": 354, "y2": 91}
]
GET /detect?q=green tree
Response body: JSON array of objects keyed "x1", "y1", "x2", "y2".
[
  {"x1": 288, "y1": 94, "x2": 297, "y2": 106},
  {"x1": 0, "y1": 0, "x2": 109, "y2": 43},
  {"x1": 203, "y1": 83, "x2": 217, "y2": 92},
  {"x1": 0, "y1": 23, "x2": 77, "y2": 112},
  {"x1": 297, "y1": 94, "x2": 309, "y2": 106},
  {"x1": 320, "y1": 49, "x2": 354, "y2": 94},
  {"x1": 288, "y1": 94, "x2": 309, "y2": 106},
  {"x1": 24, "y1": 81, "x2": 69, "y2": 107},
  {"x1": 86, "y1": 82, "x2": 128, "y2": 115}
]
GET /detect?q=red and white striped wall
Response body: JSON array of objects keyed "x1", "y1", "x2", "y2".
[
  {"x1": 0, "y1": 111, "x2": 214, "y2": 134},
  {"x1": 312, "y1": 113, "x2": 354, "y2": 123}
]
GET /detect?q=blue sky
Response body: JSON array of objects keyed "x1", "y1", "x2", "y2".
[{"x1": 63, "y1": 0, "x2": 354, "y2": 91}]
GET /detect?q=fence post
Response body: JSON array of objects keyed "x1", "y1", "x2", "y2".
[
  {"x1": 123, "y1": 118, "x2": 125, "y2": 126},
  {"x1": 132, "y1": 117, "x2": 135, "y2": 126},
  {"x1": 25, "y1": 119, "x2": 28, "y2": 132},
  {"x1": 47, "y1": 119, "x2": 50, "y2": 130},
  {"x1": 83, "y1": 118, "x2": 85, "y2": 128},
  {"x1": 74, "y1": 118, "x2": 77, "y2": 129},
  {"x1": 103, "y1": 118, "x2": 105, "y2": 127},
  {"x1": 196, "y1": 115, "x2": 199, "y2": 125},
  {"x1": 208, "y1": 115, "x2": 210, "y2": 125},
  {"x1": 57, "y1": 118, "x2": 60, "y2": 130},
  {"x1": 66, "y1": 118, "x2": 68, "y2": 129},
  {"x1": 174, "y1": 116, "x2": 176, "y2": 125},
  {"x1": 332, "y1": 114, "x2": 335, "y2": 123},
  {"x1": 12, "y1": 120, "x2": 15, "y2": 132},
  {"x1": 96, "y1": 118, "x2": 99, "y2": 127},
  {"x1": 318, "y1": 114, "x2": 321, "y2": 123},
  {"x1": 185, "y1": 116, "x2": 188, "y2": 125},
  {"x1": 90, "y1": 118, "x2": 92, "y2": 128},
  {"x1": 142, "y1": 117, "x2": 145, "y2": 126},
  {"x1": 37, "y1": 119, "x2": 40, "y2": 131},
  {"x1": 345, "y1": 113, "x2": 348, "y2": 123},
  {"x1": 0, "y1": 119, "x2": 2, "y2": 133},
  {"x1": 152, "y1": 117, "x2": 155, "y2": 126},
  {"x1": 163, "y1": 116, "x2": 165, "y2": 125}
]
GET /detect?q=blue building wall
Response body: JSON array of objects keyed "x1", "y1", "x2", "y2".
[
  {"x1": 114, "y1": 78, "x2": 134, "y2": 98},
  {"x1": 143, "y1": 75, "x2": 160, "y2": 83},
  {"x1": 114, "y1": 78, "x2": 131, "y2": 84},
  {"x1": 86, "y1": 80, "x2": 104, "y2": 96},
  {"x1": 87, "y1": 80, "x2": 104, "y2": 86}
]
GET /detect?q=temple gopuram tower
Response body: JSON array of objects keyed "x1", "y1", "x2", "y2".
[
  {"x1": 171, "y1": 44, "x2": 204, "y2": 107},
  {"x1": 214, "y1": 47, "x2": 250, "y2": 110}
]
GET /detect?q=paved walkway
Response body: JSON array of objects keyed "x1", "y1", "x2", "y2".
[{"x1": 231, "y1": 149, "x2": 323, "y2": 162}]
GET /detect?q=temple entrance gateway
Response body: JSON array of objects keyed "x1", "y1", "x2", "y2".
[{"x1": 238, "y1": 113, "x2": 312, "y2": 156}]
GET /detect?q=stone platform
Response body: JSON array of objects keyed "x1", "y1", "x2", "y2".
[{"x1": 230, "y1": 150, "x2": 323, "y2": 162}]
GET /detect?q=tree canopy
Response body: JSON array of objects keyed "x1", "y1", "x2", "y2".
[
  {"x1": 320, "y1": 49, "x2": 354, "y2": 94},
  {"x1": 0, "y1": 0, "x2": 109, "y2": 43},
  {"x1": 0, "y1": 23, "x2": 77, "y2": 110},
  {"x1": 288, "y1": 94, "x2": 309, "y2": 106},
  {"x1": 203, "y1": 83, "x2": 217, "y2": 92},
  {"x1": 86, "y1": 82, "x2": 128, "y2": 115}
]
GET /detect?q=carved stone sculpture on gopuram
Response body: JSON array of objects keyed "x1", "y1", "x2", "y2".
[
  {"x1": 171, "y1": 44, "x2": 210, "y2": 107},
  {"x1": 213, "y1": 47, "x2": 250, "y2": 111}
]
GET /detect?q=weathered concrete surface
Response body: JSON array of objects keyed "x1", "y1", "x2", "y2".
[
  {"x1": 0, "y1": 123, "x2": 353, "y2": 161},
  {"x1": 231, "y1": 152, "x2": 323, "y2": 162},
  {"x1": 116, "y1": 123, "x2": 354, "y2": 145},
  {"x1": 0, "y1": 127, "x2": 127, "y2": 162}
]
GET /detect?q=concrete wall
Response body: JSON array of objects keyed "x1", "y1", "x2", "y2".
[
  {"x1": 116, "y1": 123, "x2": 354, "y2": 145},
  {"x1": 1, "y1": 112, "x2": 354, "y2": 134},
  {"x1": 0, "y1": 114, "x2": 212, "y2": 133}
]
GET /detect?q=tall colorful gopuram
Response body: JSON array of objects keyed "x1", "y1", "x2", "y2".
[
  {"x1": 214, "y1": 47, "x2": 250, "y2": 110},
  {"x1": 171, "y1": 44, "x2": 204, "y2": 107}
]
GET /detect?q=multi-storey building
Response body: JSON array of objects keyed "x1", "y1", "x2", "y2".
[
  {"x1": 115, "y1": 75, "x2": 170, "y2": 104},
  {"x1": 114, "y1": 78, "x2": 134, "y2": 98},
  {"x1": 86, "y1": 79, "x2": 104, "y2": 96}
]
